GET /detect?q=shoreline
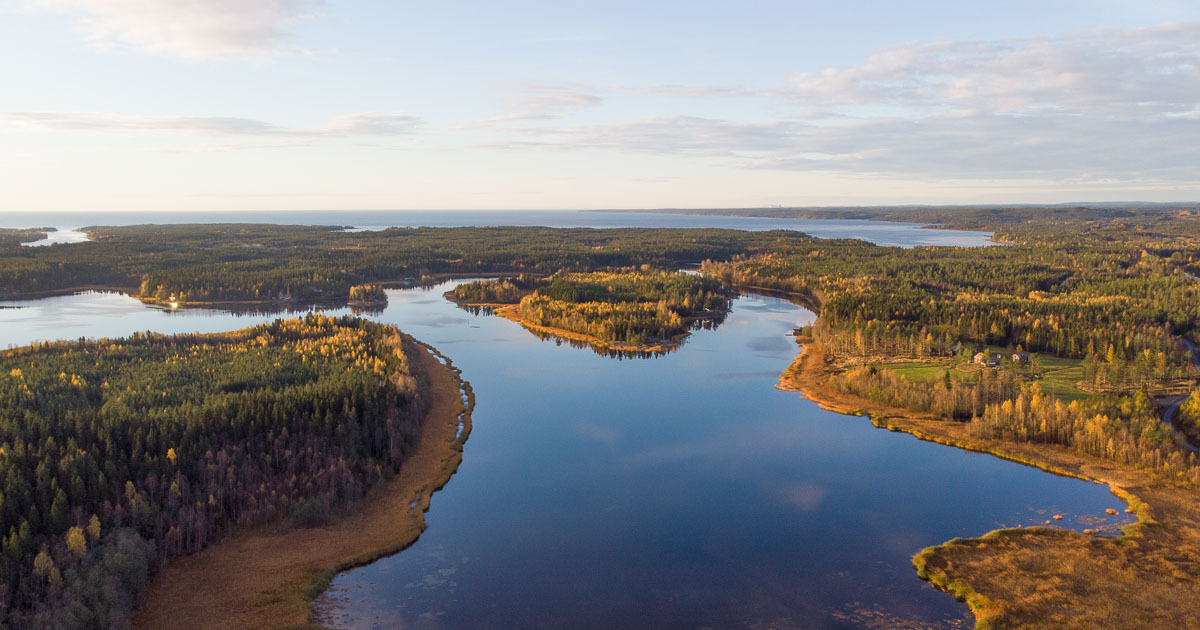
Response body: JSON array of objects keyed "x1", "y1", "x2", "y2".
[
  {"x1": 781, "y1": 341, "x2": 1200, "y2": 628},
  {"x1": 0, "y1": 270, "x2": 548, "y2": 306},
  {"x1": 0, "y1": 284, "x2": 139, "y2": 301},
  {"x1": 131, "y1": 342, "x2": 474, "y2": 630},
  {"x1": 490, "y1": 303, "x2": 693, "y2": 353},
  {"x1": 444, "y1": 289, "x2": 706, "y2": 354}
]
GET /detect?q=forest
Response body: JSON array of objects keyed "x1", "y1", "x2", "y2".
[
  {"x1": 0, "y1": 224, "x2": 805, "y2": 305},
  {"x1": 448, "y1": 274, "x2": 542, "y2": 304},
  {"x1": 0, "y1": 315, "x2": 429, "y2": 629},
  {"x1": 1177, "y1": 391, "x2": 1200, "y2": 444},
  {"x1": 454, "y1": 270, "x2": 732, "y2": 347},
  {"x1": 347, "y1": 283, "x2": 387, "y2": 306},
  {"x1": 0, "y1": 229, "x2": 51, "y2": 248}
]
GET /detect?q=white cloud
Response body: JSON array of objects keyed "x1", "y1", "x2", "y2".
[
  {"x1": 1, "y1": 111, "x2": 420, "y2": 139},
  {"x1": 506, "y1": 84, "x2": 603, "y2": 113},
  {"x1": 478, "y1": 23, "x2": 1200, "y2": 183},
  {"x1": 639, "y1": 84, "x2": 755, "y2": 99},
  {"x1": 40, "y1": 0, "x2": 320, "y2": 59},
  {"x1": 480, "y1": 108, "x2": 1199, "y2": 181},
  {"x1": 322, "y1": 112, "x2": 422, "y2": 136},
  {"x1": 778, "y1": 22, "x2": 1200, "y2": 118},
  {"x1": 483, "y1": 115, "x2": 804, "y2": 158},
  {"x1": 476, "y1": 83, "x2": 603, "y2": 127}
]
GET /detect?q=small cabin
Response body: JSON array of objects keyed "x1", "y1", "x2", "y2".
[
  {"x1": 1012, "y1": 353, "x2": 1029, "y2": 363},
  {"x1": 974, "y1": 352, "x2": 1001, "y2": 368}
]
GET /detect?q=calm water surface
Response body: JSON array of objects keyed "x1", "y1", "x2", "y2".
[
  {"x1": 0, "y1": 285, "x2": 1129, "y2": 629},
  {"x1": 19, "y1": 228, "x2": 90, "y2": 247}
]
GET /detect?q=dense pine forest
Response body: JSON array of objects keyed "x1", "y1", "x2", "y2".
[
  {"x1": 0, "y1": 225, "x2": 804, "y2": 305},
  {"x1": 454, "y1": 270, "x2": 732, "y2": 347},
  {"x1": 448, "y1": 275, "x2": 542, "y2": 304},
  {"x1": 0, "y1": 315, "x2": 429, "y2": 629},
  {"x1": 0, "y1": 230, "x2": 50, "y2": 248}
]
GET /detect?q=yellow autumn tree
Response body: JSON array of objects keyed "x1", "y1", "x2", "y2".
[{"x1": 66, "y1": 526, "x2": 87, "y2": 556}]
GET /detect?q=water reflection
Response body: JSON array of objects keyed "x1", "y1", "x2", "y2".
[
  {"x1": 20, "y1": 228, "x2": 91, "y2": 247},
  {"x1": 310, "y1": 282, "x2": 1130, "y2": 630},
  {"x1": 0, "y1": 285, "x2": 1134, "y2": 629},
  {"x1": 454, "y1": 302, "x2": 729, "y2": 359},
  {"x1": 349, "y1": 303, "x2": 388, "y2": 317}
]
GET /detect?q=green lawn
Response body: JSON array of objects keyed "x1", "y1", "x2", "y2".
[
  {"x1": 982, "y1": 346, "x2": 1092, "y2": 402},
  {"x1": 876, "y1": 349, "x2": 1093, "y2": 403},
  {"x1": 878, "y1": 362, "x2": 968, "y2": 383},
  {"x1": 1036, "y1": 358, "x2": 1090, "y2": 402}
]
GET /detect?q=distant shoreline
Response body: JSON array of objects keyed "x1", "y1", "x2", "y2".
[{"x1": 0, "y1": 285, "x2": 139, "y2": 301}]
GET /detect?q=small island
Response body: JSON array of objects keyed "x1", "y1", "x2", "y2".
[
  {"x1": 449, "y1": 269, "x2": 732, "y2": 352},
  {"x1": 347, "y1": 283, "x2": 388, "y2": 308}
]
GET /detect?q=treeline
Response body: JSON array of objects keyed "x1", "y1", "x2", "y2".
[
  {"x1": 510, "y1": 270, "x2": 732, "y2": 347},
  {"x1": 0, "y1": 224, "x2": 808, "y2": 303},
  {"x1": 970, "y1": 387, "x2": 1199, "y2": 483},
  {"x1": 828, "y1": 365, "x2": 1200, "y2": 482},
  {"x1": 0, "y1": 230, "x2": 50, "y2": 248},
  {"x1": 829, "y1": 365, "x2": 1020, "y2": 421},
  {"x1": 651, "y1": 204, "x2": 1199, "y2": 236},
  {"x1": 347, "y1": 284, "x2": 387, "y2": 305},
  {"x1": 0, "y1": 315, "x2": 430, "y2": 629},
  {"x1": 449, "y1": 275, "x2": 541, "y2": 304},
  {"x1": 1178, "y1": 391, "x2": 1200, "y2": 444},
  {"x1": 519, "y1": 296, "x2": 683, "y2": 346}
]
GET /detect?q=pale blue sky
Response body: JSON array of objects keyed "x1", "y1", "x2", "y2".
[{"x1": 2, "y1": 1, "x2": 1199, "y2": 212}]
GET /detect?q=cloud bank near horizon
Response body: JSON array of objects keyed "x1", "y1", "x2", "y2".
[
  {"x1": 6, "y1": 7, "x2": 1200, "y2": 209},
  {"x1": 478, "y1": 23, "x2": 1200, "y2": 182}
]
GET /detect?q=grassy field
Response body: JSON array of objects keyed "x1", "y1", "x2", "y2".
[
  {"x1": 1036, "y1": 352, "x2": 1091, "y2": 402},
  {"x1": 876, "y1": 348, "x2": 1093, "y2": 402},
  {"x1": 877, "y1": 362, "x2": 969, "y2": 383}
]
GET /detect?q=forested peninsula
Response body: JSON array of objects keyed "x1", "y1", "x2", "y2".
[
  {"x1": 0, "y1": 229, "x2": 51, "y2": 248},
  {"x1": 0, "y1": 315, "x2": 447, "y2": 629},
  {"x1": 449, "y1": 270, "x2": 732, "y2": 352}
]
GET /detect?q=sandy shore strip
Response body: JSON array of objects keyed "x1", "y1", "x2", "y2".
[{"x1": 132, "y1": 342, "x2": 474, "y2": 630}]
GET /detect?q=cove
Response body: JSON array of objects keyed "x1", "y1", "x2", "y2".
[{"x1": 0, "y1": 284, "x2": 1131, "y2": 629}]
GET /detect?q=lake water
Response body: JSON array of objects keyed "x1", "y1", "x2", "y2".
[
  {"x1": 5, "y1": 210, "x2": 994, "y2": 248},
  {"x1": 0, "y1": 285, "x2": 1130, "y2": 629},
  {"x1": 19, "y1": 228, "x2": 91, "y2": 247}
]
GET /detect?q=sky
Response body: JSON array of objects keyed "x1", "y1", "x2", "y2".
[{"x1": 1, "y1": 1, "x2": 1199, "y2": 213}]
